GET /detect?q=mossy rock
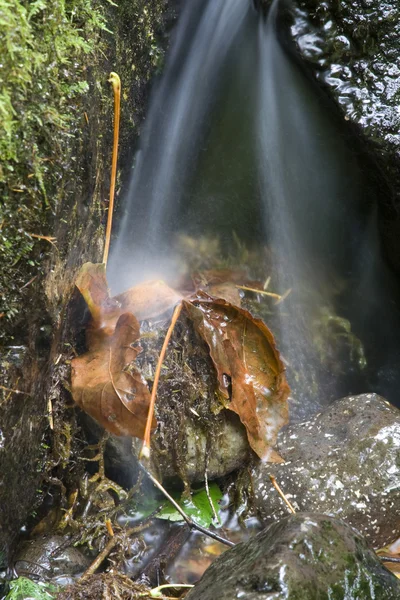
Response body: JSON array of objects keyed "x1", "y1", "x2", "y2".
[{"x1": 185, "y1": 513, "x2": 400, "y2": 600}]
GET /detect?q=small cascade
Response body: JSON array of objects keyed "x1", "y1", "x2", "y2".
[
  {"x1": 108, "y1": 0, "x2": 253, "y2": 289},
  {"x1": 108, "y1": 0, "x2": 400, "y2": 415}
]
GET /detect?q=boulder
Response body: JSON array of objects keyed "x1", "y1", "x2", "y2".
[
  {"x1": 186, "y1": 513, "x2": 400, "y2": 600},
  {"x1": 251, "y1": 394, "x2": 400, "y2": 547}
]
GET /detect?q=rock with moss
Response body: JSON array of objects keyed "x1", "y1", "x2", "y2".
[
  {"x1": 94, "y1": 314, "x2": 251, "y2": 487},
  {"x1": 185, "y1": 513, "x2": 400, "y2": 600},
  {"x1": 251, "y1": 394, "x2": 400, "y2": 548},
  {"x1": 142, "y1": 315, "x2": 251, "y2": 484}
]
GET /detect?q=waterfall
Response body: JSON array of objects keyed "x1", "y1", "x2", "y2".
[
  {"x1": 107, "y1": 0, "x2": 400, "y2": 414},
  {"x1": 108, "y1": 0, "x2": 253, "y2": 291}
]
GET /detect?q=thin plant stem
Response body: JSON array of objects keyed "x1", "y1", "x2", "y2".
[
  {"x1": 103, "y1": 72, "x2": 121, "y2": 265},
  {"x1": 149, "y1": 584, "x2": 194, "y2": 598},
  {"x1": 138, "y1": 462, "x2": 235, "y2": 548},
  {"x1": 205, "y1": 467, "x2": 220, "y2": 525},
  {"x1": 140, "y1": 302, "x2": 183, "y2": 458},
  {"x1": 275, "y1": 288, "x2": 292, "y2": 305},
  {"x1": 0, "y1": 384, "x2": 29, "y2": 396},
  {"x1": 236, "y1": 285, "x2": 281, "y2": 300},
  {"x1": 269, "y1": 474, "x2": 296, "y2": 514},
  {"x1": 82, "y1": 522, "x2": 149, "y2": 578}
]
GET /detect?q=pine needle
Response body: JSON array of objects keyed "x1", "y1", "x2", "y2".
[
  {"x1": 103, "y1": 72, "x2": 121, "y2": 266},
  {"x1": 140, "y1": 302, "x2": 183, "y2": 459},
  {"x1": 269, "y1": 474, "x2": 296, "y2": 514}
]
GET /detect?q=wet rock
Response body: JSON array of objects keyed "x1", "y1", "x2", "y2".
[
  {"x1": 101, "y1": 405, "x2": 249, "y2": 486},
  {"x1": 286, "y1": 0, "x2": 400, "y2": 271},
  {"x1": 186, "y1": 513, "x2": 400, "y2": 600},
  {"x1": 14, "y1": 535, "x2": 90, "y2": 583},
  {"x1": 140, "y1": 315, "x2": 251, "y2": 483},
  {"x1": 0, "y1": 353, "x2": 49, "y2": 564},
  {"x1": 251, "y1": 394, "x2": 400, "y2": 547}
]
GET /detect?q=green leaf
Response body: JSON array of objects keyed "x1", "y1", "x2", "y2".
[
  {"x1": 157, "y1": 484, "x2": 223, "y2": 528},
  {"x1": 6, "y1": 577, "x2": 57, "y2": 600}
]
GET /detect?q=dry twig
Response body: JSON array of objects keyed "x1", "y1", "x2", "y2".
[
  {"x1": 0, "y1": 384, "x2": 29, "y2": 396},
  {"x1": 82, "y1": 522, "x2": 148, "y2": 578},
  {"x1": 269, "y1": 474, "x2": 296, "y2": 514},
  {"x1": 28, "y1": 233, "x2": 57, "y2": 247},
  {"x1": 236, "y1": 284, "x2": 281, "y2": 300}
]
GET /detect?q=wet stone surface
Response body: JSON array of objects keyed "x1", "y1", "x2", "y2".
[
  {"x1": 14, "y1": 535, "x2": 90, "y2": 584},
  {"x1": 92, "y1": 314, "x2": 251, "y2": 487},
  {"x1": 288, "y1": 0, "x2": 400, "y2": 270},
  {"x1": 185, "y1": 513, "x2": 400, "y2": 600},
  {"x1": 251, "y1": 394, "x2": 400, "y2": 548}
]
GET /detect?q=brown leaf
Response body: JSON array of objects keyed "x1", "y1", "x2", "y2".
[
  {"x1": 114, "y1": 280, "x2": 183, "y2": 321},
  {"x1": 184, "y1": 292, "x2": 289, "y2": 460},
  {"x1": 71, "y1": 313, "x2": 155, "y2": 438},
  {"x1": 75, "y1": 262, "x2": 120, "y2": 330},
  {"x1": 76, "y1": 263, "x2": 182, "y2": 325},
  {"x1": 207, "y1": 282, "x2": 242, "y2": 306},
  {"x1": 75, "y1": 263, "x2": 183, "y2": 349},
  {"x1": 72, "y1": 264, "x2": 182, "y2": 439},
  {"x1": 75, "y1": 263, "x2": 123, "y2": 350}
]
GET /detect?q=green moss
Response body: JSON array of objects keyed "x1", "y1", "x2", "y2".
[
  {"x1": 0, "y1": 0, "x2": 170, "y2": 336},
  {"x1": 0, "y1": 0, "x2": 112, "y2": 326}
]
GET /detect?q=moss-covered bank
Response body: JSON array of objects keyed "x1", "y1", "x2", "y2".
[
  {"x1": 0, "y1": 0, "x2": 176, "y2": 562},
  {"x1": 0, "y1": 0, "x2": 170, "y2": 332}
]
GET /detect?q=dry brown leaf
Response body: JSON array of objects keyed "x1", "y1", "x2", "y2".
[
  {"x1": 76, "y1": 263, "x2": 182, "y2": 324},
  {"x1": 183, "y1": 291, "x2": 290, "y2": 461},
  {"x1": 114, "y1": 280, "x2": 183, "y2": 321},
  {"x1": 75, "y1": 263, "x2": 182, "y2": 348},
  {"x1": 72, "y1": 264, "x2": 184, "y2": 439},
  {"x1": 71, "y1": 313, "x2": 155, "y2": 438},
  {"x1": 207, "y1": 282, "x2": 242, "y2": 306},
  {"x1": 75, "y1": 262, "x2": 120, "y2": 342}
]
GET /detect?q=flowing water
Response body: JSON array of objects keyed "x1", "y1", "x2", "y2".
[{"x1": 108, "y1": 0, "x2": 400, "y2": 415}]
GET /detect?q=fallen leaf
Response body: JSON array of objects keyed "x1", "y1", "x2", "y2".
[
  {"x1": 76, "y1": 262, "x2": 182, "y2": 325},
  {"x1": 207, "y1": 282, "x2": 242, "y2": 306},
  {"x1": 114, "y1": 280, "x2": 183, "y2": 321},
  {"x1": 183, "y1": 292, "x2": 290, "y2": 460},
  {"x1": 75, "y1": 262, "x2": 120, "y2": 341},
  {"x1": 72, "y1": 264, "x2": 183, "y2": 439},
  {"x1": 157, "y1": 484, "x2": 223, "y2": 528},
  {"x1": 71, "y1": 313, "x2": 155, "y2": 438},
  {"x1": 75, "y1": 263, "x2": 183, "y2": 349}
]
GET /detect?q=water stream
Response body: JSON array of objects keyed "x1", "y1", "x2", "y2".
[{"x1": 108, "y1": 0, "x2": 400, "y2": 415}]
